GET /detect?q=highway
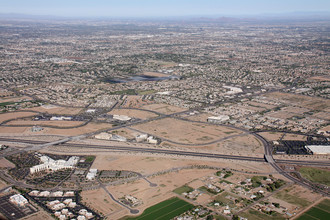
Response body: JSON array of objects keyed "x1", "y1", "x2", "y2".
[{"x1": 0, "y1": 137, "x2": 329, "y2": 167}]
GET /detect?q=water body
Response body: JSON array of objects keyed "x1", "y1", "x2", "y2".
[{"x1": 105, "y1": 75, "x2": 180, "y2": 83}]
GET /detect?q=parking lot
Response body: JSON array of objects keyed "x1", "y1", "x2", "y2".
[{"x1": 0, "y1": 194, "x2": 36, "y2": 220}]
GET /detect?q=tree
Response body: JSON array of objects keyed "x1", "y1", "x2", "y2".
[
  {"x1": 206, "y1": 215, "x2": 213, "y2": 220},
  {"x1": 232, "y1": 215, "x2": 239, "y2": 220}
]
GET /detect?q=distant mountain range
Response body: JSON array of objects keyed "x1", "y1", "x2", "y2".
[{"x1": 0, "y1": 11, "x2": 329, "y2": 22}]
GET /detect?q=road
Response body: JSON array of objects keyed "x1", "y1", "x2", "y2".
[{"x1": 1, "y1": 137, "x2": 330, "y2": 167}]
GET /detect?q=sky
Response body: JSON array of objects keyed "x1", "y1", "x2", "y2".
[{"x1": 0, "y1": 0, "x2": 329, "y2": 18}]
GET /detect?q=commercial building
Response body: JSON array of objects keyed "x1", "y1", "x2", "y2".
[
  {"x1": 305, "y1": 145, "x2": 330, "y2": 155},
  {"x1": 207, "y1": 115, "x2": 230, "y2": 123},
  {"x1": 86, "y1": 168, "x2": 98, "y2": 180},
  {"x1": 30, "y1": 155, "x2": 79, "y2": 174},
  {"x1": 9, "y1": 194, "x2": 28, "y2": 207},
  {"x1": 113, "y1": 114, "x2": 131, "y2": 121}
]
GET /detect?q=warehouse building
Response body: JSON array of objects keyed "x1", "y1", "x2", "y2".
[{"x1": 305, "y1": 145, "x2": 330, "y2": 155}]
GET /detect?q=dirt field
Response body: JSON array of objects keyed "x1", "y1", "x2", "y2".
[
  {"x1": 258, "y1": 132, "x2": 284, "y2": 141},
  {"x1": 42, "y1": 122, "x2": 112, "y2": 136},
  {"x1": 282, "y1": 133, "x2": 307, "y2": 141},
  {"x1": 21, "y1": 210, "x2": 52, "y2": 220},
  {"x1": 313, "y1": 111, "x2": 330, "y2": 120},
  {"x1": 0, "y1": 112, "x2": 37, "y2": 124},
  {"x1": 0, "y1": 96, "x2": 33, "y2": 103},
  {"x1": 109, "y1": 108, "x2": 158, "y2": 120},
  {"x1": 183, "y1": 113, "x2": 213, "y2": 122},
  {"x1": 0, "y1": 122, "x2": 112, "y2": 136},
  {"x1": 27, "y1": 105, "x2": 83, "y2": 115},
  {"x1": 0, "y1": 158, "x2": 15, "y2": 168},
  {"x1": 141, "y1": 103, "x2": 186, "y2": 114},
  {"x1": 0, "y1": 179, "x2": 8, "y2": 189},
  {"x1": 110, "y1": 128, "x2": 141, "y2": 139},
  {"x1": 6, "y1": 120, "x2": 85, "y2": 127},
  {"x1": 90, "y1": 155, "x2": 272, "y2": 176},
  {"x1": 159, "y1": 133, "x2": 264, "y2": 157},
  {"x1": 264, "y1": 92, "x2": 330, "y2": 111},
  {"x1": 0, "y1": 126, "x2": 29, "y2": 134},
  {"x1": 81, "y1": 189, "x2": 124, "y2": 216},
  {"x1": 266, "y1": 111, "x2": 298, "y2": 119},
  {"x1": 220, "y1": 135, "x2": 264, "y2": 155},
  {"x1": 132, "y1": 118, "x2": 242, "y2": 145},
  {"x1": 246, "y1": 101, "x2": 276, "y2": 109}
]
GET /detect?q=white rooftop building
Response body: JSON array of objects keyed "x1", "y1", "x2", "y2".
[
  {"x1": 86, "y1": 168, "x2": 98, "y2": 180},
  {"x1": 135, "y1": 134, "x2": 148, "y2": 142},
  {"x1": 50, "y1": 116, "x2": 72, "y2": 121},
  {"x1": 94, "y1": 132, "x2": 112, "y2": 140},
  {"x1": 9, "y1": 194, "x2": 28, "y2": 207},
  {"x1": 30, "y1": 155, "x2": 79, "y2": 174},
  {"x1": 207, "y1": 115, "x2": 230, "y2": 123},
  {"x1": 113, "y1": 114, "x2": 131, "y2": 121},
  {"x1": 305, "y1": 145, "x2": 330, "y2": 155}
]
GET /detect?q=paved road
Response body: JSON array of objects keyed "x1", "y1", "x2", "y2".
[{"x1": 1, "y1": 137, "x2": 330, "y2": 167}]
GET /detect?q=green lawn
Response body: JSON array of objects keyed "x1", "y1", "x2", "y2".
[
  {"x1": 299, "y1": 167, "x2": 330, "y2": 186},
  {"x1": 122, "y1": 197, "x2": 194, "y2": 220},
  {"x1": 173, "y1": 185, "x2": 194, "y2": 194},
  {"x1": 85, "y1": 156, "x2": 95, "y2": 163},
  {"x1": 297, "y1": 199, "x2": 330, "y2": 220}
]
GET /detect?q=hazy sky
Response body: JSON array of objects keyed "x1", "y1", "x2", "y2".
[{"x1": 1, "y1": 0, "x2": 329, "y2": 17}]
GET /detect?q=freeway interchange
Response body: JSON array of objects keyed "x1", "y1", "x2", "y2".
[{"x1": 0, "y1": 87, "x2": 329, "y2": 197}]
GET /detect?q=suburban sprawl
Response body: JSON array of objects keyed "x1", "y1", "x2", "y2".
[{"x1": 0, "y1": 16, "x2": 329, "y2": 220}]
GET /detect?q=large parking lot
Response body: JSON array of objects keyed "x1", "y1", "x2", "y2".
[{"x1": 0, "y1": 194, "x2": 36, "y2": 220}]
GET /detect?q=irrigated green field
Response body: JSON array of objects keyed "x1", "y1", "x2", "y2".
[
  {"x1": 122, "y1": 197, "x2": 194, "y2": 220},
  {"x1": 297, "y1": 199, "x2": 330, "y2": 220}
]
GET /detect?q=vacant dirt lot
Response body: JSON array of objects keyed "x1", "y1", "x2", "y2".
[
  {"x1": 313, "y1": 111, "x2": 330, "y2": 120},
  {"x1": 183, "y1": 113, "x2": 213, "y2": 122},
  {"x1": 0, "y1": 158, "x2": 15, "y2": 168},
  {"x1": 0, "y1": 96, "x2": 33, "y2": 103},
  {"x1": 109, "y1": 108, "x2": 158, "y2": 120},
  {"x1": 21, "y1": 210, "x2": 52, "y2": 220},
  {"x1": 266, "y1": 111, "x2": 298, "y2": 120},
  {"x1": 258, "y1": 132, "x2": 284, "y2": 141},
  {"x1": 81, "y1": 189, "x2": 124, "y2": 216},
  {"x1": 282, "y1": 133, "x2": 306, "y2": 141},
  {"x1": 28, "y1": 105, "x2": 83, "y2": 115},
  {"x1": 246, "y1": 101, "x2": 276, "y2": 110},
  {"x1": 90, "y1": 155, "x2": 271, "y2": 176},
  {"x1": 264, "y1": 92, "x2": 329, "y2": 111},
  {"x1": 0, "y1": 111, "x2": 37, "y2": 124},
  {"x1": 0, "y1": 126, "x2": 29, "y2": 134},
  {"x1": 132, "y1": 118, "x2": 242, "y2": 145},
  {"x1": 221, "y1": 135, "x2": 264, "y2": 155},
  {"x1": 6, "y1": 120, "x2": 85, "y2": 127},
  {"x1": 0, "y1": 122, "x2": 112, "y2": 136},
  {"x1": 42, "y1": 122, "x2": 112, "y2": 136},
  {"x1": 141, "y1": 103, "x2": 186, "y2": 114}
]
